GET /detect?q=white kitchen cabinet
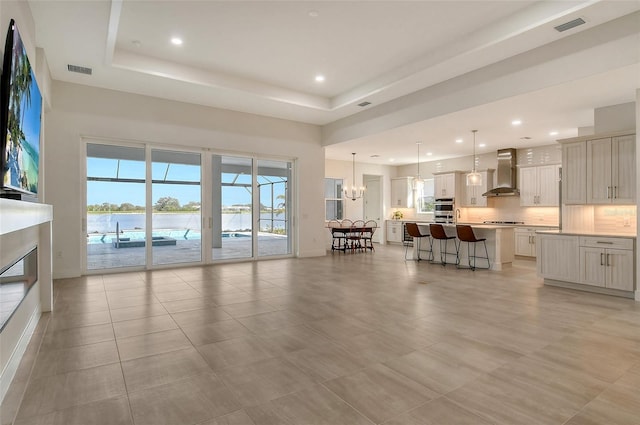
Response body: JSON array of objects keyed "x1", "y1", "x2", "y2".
[
  {"x1": 537, "y1": 234, "x2": 579, "y2": 282},
  {"x1": 434, "y1": 172, "x2": 458, "y2": 199},
  {"x1": 562, "y1": 141, "x2": 587, "y2": 205},
  {"x1": 514, "y1": 228, "x2": 536, "y2": 257},
  {"x1": 390, "y1": 177, "x2": 414, "y2": 208},
  {"x1": 461, "y1": 170, "x2": 493, "y2": 207},
  {"x1": 579, "y1": 237, "x2": 634, "y2": 291},
  {"x1": 519, "y1": 164, "x2": 560, "y2": 207},
  {"x1": 587, "y1": 135, "x2": 636, "y2": 204},
  {"x1": 386, "y1": 221, "x2": 403, "y2": 244}
]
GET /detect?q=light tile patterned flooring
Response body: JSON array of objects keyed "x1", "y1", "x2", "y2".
[{"x1": 2, "y1": 244, "x2": 640, "y2": 425}]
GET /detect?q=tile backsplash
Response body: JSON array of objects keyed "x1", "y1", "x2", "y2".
[
  {"x1": 459, "y1": 196, "x2": 559, "y2": 225},
  {"x1": 563, "y1": 205, "x2": 637, "y2": 235}
]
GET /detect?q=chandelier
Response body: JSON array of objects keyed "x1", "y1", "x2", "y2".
[
  {"x1": 466, "y1": 130, "x2": 482, "y2": 186},
  {"x1": 344, "y1": 153, "x2": 365, "y2": 201}
]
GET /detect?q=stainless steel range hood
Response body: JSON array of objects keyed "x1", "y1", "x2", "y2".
[{"x1": 482, "y1": 148, "x2": 520, "y2": 197}]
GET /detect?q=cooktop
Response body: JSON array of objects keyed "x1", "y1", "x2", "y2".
[{"x1": 483, "y1": 220, "x2": 525, "y2": 224}]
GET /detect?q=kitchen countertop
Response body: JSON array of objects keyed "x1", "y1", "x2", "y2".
[
  {"x1": 536, "y1": 229, "x2": 637, "y2": 239},
  {"x1": 456, "y1": 222, "x2": 559, "y2": 229},
  {"x1": 393, "y1": 220, "x2": 560, "y2": 230}
]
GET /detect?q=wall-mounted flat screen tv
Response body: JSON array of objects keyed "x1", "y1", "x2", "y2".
[{"x1": 0, "y1": 19, "x2": 42, "y2": 196}]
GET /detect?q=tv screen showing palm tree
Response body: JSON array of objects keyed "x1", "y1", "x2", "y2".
[{"x1": 1, "y1": 19, "x2": 42, "y2": 196}]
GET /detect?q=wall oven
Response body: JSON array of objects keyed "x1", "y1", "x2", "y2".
[{"x1": 434, "y1": 198, "x2": 455, "y2": 224}]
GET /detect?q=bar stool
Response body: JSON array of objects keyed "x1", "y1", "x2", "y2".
[
  {"x1": 429, "y1": 224, "x2": 457, "y2": 265},
  {"x1": 455, "y1": 225, "x2": 490, "y2": 270},
  {"x1": 404, "y1": 222, "x2": 432, "y2": 261}
]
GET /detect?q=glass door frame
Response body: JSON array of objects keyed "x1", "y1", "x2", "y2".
[
  {"x1": 207, "y1": 154, "x2": 296, "y2": 263},
  {"x1": 82, "y1": 138, "x2": 296, "y2": 274}
]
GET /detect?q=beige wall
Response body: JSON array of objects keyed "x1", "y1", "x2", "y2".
[{"x1": 46, "y1": 82, "x2": 326, "y2": 278}]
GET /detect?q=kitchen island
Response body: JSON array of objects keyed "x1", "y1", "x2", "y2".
[{"x1": 414, "y1": 223, "x2": 515, "y2": 271}]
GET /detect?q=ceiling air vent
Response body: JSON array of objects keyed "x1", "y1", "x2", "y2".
[
  {"x1": 554, "y1": 18, "x2": 586, "y2": 32},
  {"x1": 67, "y1": 64, "x2": 92, "y2": 75},
  {"x1": 357, "y1": 101, "x2": 371, "y2": 107}
]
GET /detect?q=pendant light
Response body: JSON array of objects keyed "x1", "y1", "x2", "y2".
[
  {"x1": 466, "y1": 130, "x2": 482, "y2": 186},
  {"x1": 412, "y1": 141, "x2": 425, "y2": 193},
  {"x1": 344, "y1": 153, "x2": 365, "y2": 201}
]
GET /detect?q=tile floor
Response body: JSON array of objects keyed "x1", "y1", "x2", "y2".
[{"x1": 2, "y1": 244, "x2": 640, "y2": 425}]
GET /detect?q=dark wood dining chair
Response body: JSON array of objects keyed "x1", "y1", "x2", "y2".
[{"x1": 362, "y1": 220, "x2": 377, "y2": 252}]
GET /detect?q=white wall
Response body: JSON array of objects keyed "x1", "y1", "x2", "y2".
[
  {"x1": 324, "y1": 158, "x2": 395, "y2": 221},
  {"x1": 46, "y1": 82, "x2": 326, "y2": 278}
]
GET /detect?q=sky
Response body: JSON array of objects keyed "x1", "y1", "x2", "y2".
[{"x1": 86, "y1": 158, "x2": 285, "y2": 207}]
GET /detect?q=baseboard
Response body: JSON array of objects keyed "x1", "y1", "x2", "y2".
[
  {"x1": 635, "y1": 290, "x2": 640, "y2": 302},
  {"x1": 52, "y1": 268, "x2": 80, "y2": 279},
  {"x1": 0, "y1": 303, "x2": 41, "y2": 403},
  {"x1": 544, "y1": 279, "x2": 635, "y2": 299},
  {"x1": 298, "y1": 249, "x2": 327, "y2": 258}
]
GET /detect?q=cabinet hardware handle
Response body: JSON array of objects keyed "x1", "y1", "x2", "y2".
[
  {"x1": 607, "y1": 186, "x2": 611, "y2": 199},
  {"x1": 600, "y1": 253, "x2": 604, "y2": 266},
  {"x1": 606, "y1": 254, "x2": 610, "y2": 267},
  {"x1": 596, "y1": 241, "x2": 614, "y2": 244},
  {"x1": 614, "y1": 186, "x2": 617, "y2": 199}
]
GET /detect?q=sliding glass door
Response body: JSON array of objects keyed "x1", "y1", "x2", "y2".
[
  {"x1": 85, "y1": 141, "x2": 294, "y2": 272},
  {"x1": 257, "y1": 159, "x2": 291, "y2": 257},
  {"x1": 212, "y1": 155, "x2": 253, "y2": 260},
  {"x1": 151, "y1": 149, "x2": 202, "y2": 266},
  {"x1": 86, "y1": 143, "x2": 146, "y2": 270}
]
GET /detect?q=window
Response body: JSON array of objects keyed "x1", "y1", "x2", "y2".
[
  {"x1": 416, "y1": 178, "x2": 435, "y2": 214},
  {"x1": 324, "y1": 178, "x2": 344, "y2": 220}
]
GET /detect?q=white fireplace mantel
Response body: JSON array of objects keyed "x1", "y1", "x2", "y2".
[{"x1": 0, "y1": 198, "x2": 53, "y2": 235}]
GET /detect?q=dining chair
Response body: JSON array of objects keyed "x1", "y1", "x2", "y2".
[
  {"x1": 349, "y1": 220, "x2": 365, "y2": 252},
  {"x1": 328, "y1": 219, "x2": 346, "y2": 252},
  {"x1": 362, "y1": 220, "x2": 378, "y2": 252}
]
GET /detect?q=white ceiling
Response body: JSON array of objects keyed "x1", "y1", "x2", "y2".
[{"x1": 27, "y1": 1, "x2": 640, "y2": 164}]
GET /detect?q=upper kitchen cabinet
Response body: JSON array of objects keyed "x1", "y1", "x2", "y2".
[
  {"x1": 562, "y1": 141, "x2": 587, "y2": 204},
  {"x1": 559, "y1": 131, "x2": 635, "y2": 205},
  {"x1": 391, "y1": 177, "x2": 414, "y2": 208},
  {"x1": 587, "y1": 134, "x2": 636, "y2": 204},
  {"x1": 519, "y1": 164, "x2": 560, "y2": 207},
  {"x1": 461, "y1": 169, "x2": 494, "y2": 207},
  {"x1": 433, "y1": 172, "x2": 460, "y2": 199}
]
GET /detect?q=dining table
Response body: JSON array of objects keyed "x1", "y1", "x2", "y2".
[{"x1": 329, "y1": 226, "x2": 373, "y2": 252}]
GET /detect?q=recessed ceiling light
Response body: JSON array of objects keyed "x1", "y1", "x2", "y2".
[
  {"x1": 308, "y1": 10, "x2": 319, "y2": 18},
  {"x1": 511, "y1": 119, "x2": 522, "y2": 126},
  {"x1": 478, "y1": 143, "x2": 486, "y2": 148},
  {"x1": 389, "y1": 158, "x2": 395, "y2": 162},
  {"x1": 455, "y1": 139, "x2": 463, "y2": 143},
  {"x1": 315, "y1": 75, "x2": 325, "y2": 82},
  {"x1": 427, "y1": 152, "x2": 433, "y2": 156},
  {"x1": 549, "y1": 131, "x2": 559, "y2": 136},
  {"x1": 171, "y1": 37, "x2": 183, "y2": 46}
]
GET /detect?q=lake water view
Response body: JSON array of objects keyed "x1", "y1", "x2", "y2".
[{"x1": 87, "y1": 212, "x2": 286, "y2": 234}]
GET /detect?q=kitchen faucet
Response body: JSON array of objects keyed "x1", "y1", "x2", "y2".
[{"x1": 455, "y1": 209, "x2": 461, "y2": 223}]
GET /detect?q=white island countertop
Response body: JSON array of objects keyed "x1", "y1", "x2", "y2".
[{"x1": 536, "y1": 229, "x2": 636, "y2": 239}]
